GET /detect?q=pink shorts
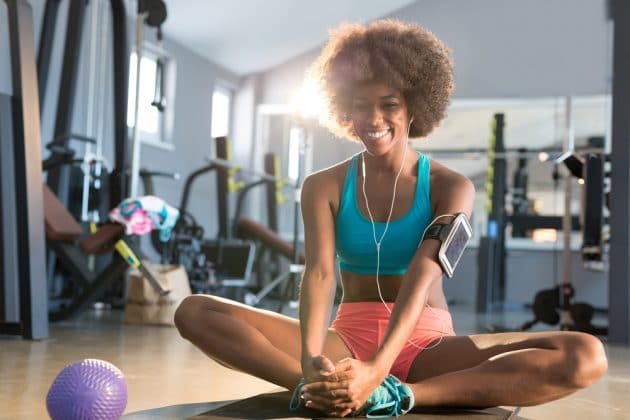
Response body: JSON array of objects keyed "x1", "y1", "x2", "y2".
[{"x1": 331, "y1": 302, "x2": 456, "y2": 382}]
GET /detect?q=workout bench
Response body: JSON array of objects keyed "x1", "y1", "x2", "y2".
[{"x1": 44, "y1": 184, "x2": 169, "y2": 321}]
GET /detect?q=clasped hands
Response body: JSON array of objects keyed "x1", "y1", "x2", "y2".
[{"x1": 300, "y1": 355, "x2": 386, "y2": 417}]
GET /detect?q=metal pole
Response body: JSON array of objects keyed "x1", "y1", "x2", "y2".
[
  {"x1": 0, "y1": 95, "x2": 19, "y2": 327},
  {"x1": 81, "y1": 0, "x2": 100, "y2": 222},
  {"x1": 215, "y1": 137, "x2": 231, "y2": 239},
  {"x1": 560, "y1": 97, "x2": 575, "y2": 330},
  {"x1": 36, "y1": 0, "x2": 62, "y2": 111},
  {"x1": 609, "y1": 0, "x2": 630, "y2": 344},
  {"x1": 46, "y1": 0, "x2": 88, "y2": 203},
  {"x1": 109, "y1": 0, "x2": 129, "y2": 208},
  {"x1": 3, "y1": 0, "x2": 48, "y2": 339},
  {"x1": 284, "y1": 123, "x2": 307, "y2": 306},
  {"x1": 129, "y1": 12, "x2": 146, "y2": 199}
]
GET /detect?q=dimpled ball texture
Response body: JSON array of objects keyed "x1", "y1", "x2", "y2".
[{"x1": 46, "y1": 359, "x2": 128, "y2": 420}]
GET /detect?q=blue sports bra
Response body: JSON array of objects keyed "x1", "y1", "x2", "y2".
[{"x1": 335, "y1": 152, "x2": 433, "y2": 275}]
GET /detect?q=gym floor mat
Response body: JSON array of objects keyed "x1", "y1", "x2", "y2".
[
  {"x1": 123, "y1": 390, "x2": 522, "y2": 419},
  {"x1": 191, "y1": 390, "x2": 521, "y2": 419}
]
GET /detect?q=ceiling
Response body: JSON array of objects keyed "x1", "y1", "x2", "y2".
[{"x1": 161, "y1": 0, "x2": 416, "y2": 76}]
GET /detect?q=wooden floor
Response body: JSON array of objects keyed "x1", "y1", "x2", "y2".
[{"x1": 1, "y1": 304, "x2": 629, "y2": 419}]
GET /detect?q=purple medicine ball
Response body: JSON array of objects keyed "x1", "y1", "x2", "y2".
[{"x1": 46, "y1": 359, "x2": 128, "y2": 420}]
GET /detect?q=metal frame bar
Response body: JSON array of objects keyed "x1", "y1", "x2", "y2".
[
  {"x1": 36, "y1": 0, "x2": 62, "y2": 110},
  {"x1": 49, "y1": 247, "x2": 129, "y2": 321},
  {"x1": 0, "y1": 95, "x2": 19, "y2": 329},
  {"x1": 608, "y1": 0, "x2": 630, "y2": 345},
  {"x1": 476, "y1": 113, "x2": 506, "y2": 313},
  {"x1": 46, "y1": 0, "x2": 88, "y2": 205},
  {"x1": 1, "y1": 0, "x2": 48, "y2": 339},
  {"x1": 179, "y1": 164, "x2": 217, "y2": 215},
  {"x1": 215, "y1": 137, "x2": 231, "y2": 239},
  {"x1": 109, "y1": 0, "x2": 130, "y2": 208},
  {"x1": 264, "y1": 153, "x2": 280, "y2": 232},
  {"x1": 49, "y1": 235, "x2": 168, "y2": 321}
]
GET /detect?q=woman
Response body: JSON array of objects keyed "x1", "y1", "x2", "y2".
[{"x1": 174, "y1": 19, "x2": 607, "y2": 418}]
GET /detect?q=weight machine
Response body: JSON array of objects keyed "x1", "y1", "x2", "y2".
[{"x1": 476, "y1": 103, "x2": 608, "y2": 336}]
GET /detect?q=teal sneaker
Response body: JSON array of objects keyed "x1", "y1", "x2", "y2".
[
  {"x1": 289, "y1": 378, "x2": 306, "y2": 411},
  {"x1": 288, "y1": 375, "x2": 414, "y2": 417},
  {"x1": 358, "y1": 374, "x2": 414, "y2": 418}
]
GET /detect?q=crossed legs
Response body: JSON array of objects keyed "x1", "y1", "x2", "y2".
[
  {"x1": 405, "y1": 331, "x2": 608, "y2": 408},
  {"x1": 174, "y1": 295, "x2": 608, "y2": 409},
  {"x1": 173, "y1": 294, "x2": 352, "y2": 390}
]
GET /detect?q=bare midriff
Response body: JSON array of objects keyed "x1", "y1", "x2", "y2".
[{"x1": 339, "y1": 270, "x2": 449, "y2": 310}]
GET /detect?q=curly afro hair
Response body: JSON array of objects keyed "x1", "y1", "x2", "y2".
[{"x1": 309, "y1": 19, "x2": 454, "y2": 142}]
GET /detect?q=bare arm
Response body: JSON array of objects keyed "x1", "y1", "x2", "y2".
[
  {"x1": 370, "y1": 172, "x2": 476, "y2": 375},
  {"x1": 298, "y1": 173, "x2": 338, "y2": 369}
]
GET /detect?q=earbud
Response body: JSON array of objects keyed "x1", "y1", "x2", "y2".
[{"x1": 362, "y1": 154, "x2": 366, "y2": 177}]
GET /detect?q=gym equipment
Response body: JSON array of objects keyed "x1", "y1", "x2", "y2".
[
  {"x1": 46, "y1": 359, "x2": 127, "y2": 420},
  {"x1": 0, "y1": 0, "x2": 48, "y2": 339},
  {"x1": 36, "y1": 0, "x2": 61, "y2": 110},
  {"x1": 236, "y1": 218, "x2": 305, "y2": 306},
  {"x1": 581, "y1": 153, "x2": 607, "y2": 265},
  {"x1": 478, "y1": 101, "x2": 608, "y2": 335},
  {"x1": 43, "y1": 133, "x2": 111, "y2": 222},
  {"x1": 520, "y1": 284, "x2": 607, "y2": 336},
  {"x1": 236, "y1": 124, "x2": 308, "y2": 309},
  {"x1": 476, "y1": 109, "x2": 603, "y2": 315},
  {"x1": 144, "y1": 134, "x2": 302, "y2": 304},
  {"x1": 44, "y1": 184, "x2": 169, "y2": 321},
  {"x1": 37, "y1": 0, "x2": 131, "y2": 214},
  {"x1": 38, "y1": 0, "x2": 165, "y2": 313},
  {"x1": 43, "y1": 0, "x2": 90, "y2": 206},
  {"x1": 532, "y1": 99, "x2": 607, "y2": 335},
  {"x1": 145, "y1": 137, "x2": 263, "y2": 294},
  {"x1": 139, "y1": 168, "x2": 180, "y2": 195},
  {"x1": 38, "y1": 0, "x2": 129, "y2": 210},
  {"x1": 519, "y1": 147, "x2": 608, "y2": 335},
  {"x1": 511, "y1": 149, "x2": 529, "y2": 237},
  {"x1": 210, "y1": 152, "x2": 294, "y2": 293},
  {"x1": 476, "y1": 113, "x2": 507, "y2": 313}
]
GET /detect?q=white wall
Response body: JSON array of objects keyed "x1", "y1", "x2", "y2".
[{"x1": 260, "y1": 0, "x2": 611, "y2": 105}]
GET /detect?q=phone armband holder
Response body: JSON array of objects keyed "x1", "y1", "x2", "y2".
[{"x1": 422, "y1": 213, "x2": 472, "y2": 278}]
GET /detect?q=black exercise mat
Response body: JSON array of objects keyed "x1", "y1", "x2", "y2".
[{"x1": 190, "y1": 390, "x2": 522, "y2": 419}]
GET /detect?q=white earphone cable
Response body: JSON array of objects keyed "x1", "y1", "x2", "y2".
[{"x1": 361, "y1": 118, "x2": 448, "y2": 351}]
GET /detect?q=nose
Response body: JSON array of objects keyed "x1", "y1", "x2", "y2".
[{"x1": 365, "y1": 106, "x2": 385, "y2": 125}]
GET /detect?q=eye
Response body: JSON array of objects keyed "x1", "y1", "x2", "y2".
[
  {"x1": 352, "y1": 103, "x2": 369, "y2": 112},
  {"x1": 382, "y1": 102, "x2": 399, "y2": 110}
]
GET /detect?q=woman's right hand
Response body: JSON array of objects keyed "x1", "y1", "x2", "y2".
[
  {"x1": 300, "y1": 355, "x2": 362, "y2": 417},
  {"x1": 302, "y1": 354, "x2": 335, "y2": 382}
]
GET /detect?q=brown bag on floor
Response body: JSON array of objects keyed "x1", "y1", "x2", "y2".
[{"x1": 124, "y1": 263, "x2": 191, "y2": 326}]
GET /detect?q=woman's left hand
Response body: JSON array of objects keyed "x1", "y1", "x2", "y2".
[{"x1": 301, "y1": 358, "x2": 387, "y2": 417}]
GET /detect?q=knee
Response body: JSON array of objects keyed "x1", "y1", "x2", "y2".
[
  {"x1": 174, "y1": 295, "x2": 208, "y2": 339},
  {"x1": 558, "y1": 333, "x2": 608, "y2": 389}
]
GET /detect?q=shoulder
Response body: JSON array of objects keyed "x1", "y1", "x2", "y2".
[
  {"x1": 428, "y1": 159, "x2": 475, "y2": 215},
  {"x1": 301, "y1": 157, "x2": 354, "y2": 208}
]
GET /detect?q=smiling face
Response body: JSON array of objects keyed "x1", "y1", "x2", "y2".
[{"x1": 350, "y1": 81, "x2": 411, "y2": 155}]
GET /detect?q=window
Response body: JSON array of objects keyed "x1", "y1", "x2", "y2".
[
  {"x1": 211, "y1": 86, "x2": 231, "y2": 138},
  {"x1": 127, "y1": 48, "x2": 175, "y2": 149},
  {"x1": 128, "y1": 52, "x2": 158, "y2": 133}
]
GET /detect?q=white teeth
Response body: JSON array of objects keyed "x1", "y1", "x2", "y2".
[{"x1": 366, "y1": 129, "x2": 389, "y2": 138}]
